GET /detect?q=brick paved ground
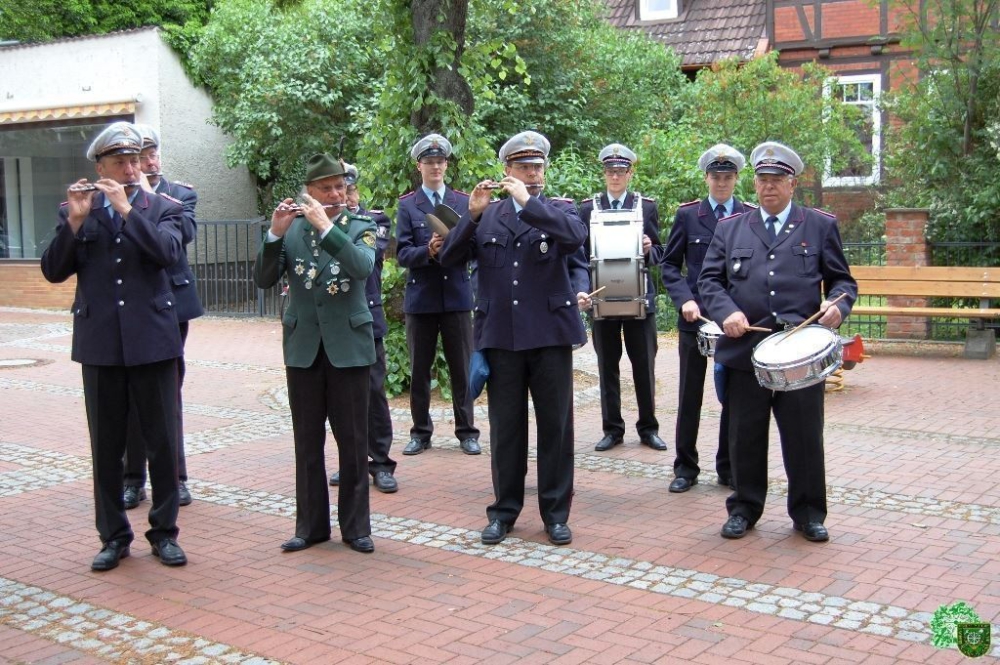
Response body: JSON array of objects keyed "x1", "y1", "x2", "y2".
[{"x1": 1, "y1": 307, "x2": 997, "y2": 664}]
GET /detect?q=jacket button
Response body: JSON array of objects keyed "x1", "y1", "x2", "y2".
[
  {"x1": 769, "y1": 291, "x2": 775, "y2": 296},
  {"x1": 513, "y1": 300, "x2": 519, "y2": 306},
  {"x1": 513, "y1": 280, "x2": 518, "y2": 286},
  {"x1": 444, "y1": 275, "x2": 448, "y2": 280},
  {"x1": 116, "y1": 258, "x2": 122, "y2": 264},
  {"x1": 513, "y1": 261, "x2": 519, "y2": 267},
  {"x1": 116, "y1": 279, "x2": 123, "y2": 285},
  {"x1": 565, "y1": 300, "x2": 571, "y2": 306},
  {"x1": 118, "y1": 301, "x2": 125, "y2": 306},
  {"x1": 115, "y1": 238, "x2": 122, "y2": 244},
  {"x1": 167, "y1": 301, "x2": 172, "y2": 306}
]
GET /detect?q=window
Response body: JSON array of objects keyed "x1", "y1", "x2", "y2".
[
  {"x1": 0, "y1": 117, "x2": 130, "y2": 259},
  {"x1": 639, "y1": 0, "x2": 679, "y2": 22},
  {"x1": 824, "y1": 74, "x2": 881, "y2": 187}
]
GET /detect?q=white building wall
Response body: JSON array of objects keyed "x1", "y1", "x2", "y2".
[{"x1": 0, "y1": 27, "x2": 257, "y2": 221}]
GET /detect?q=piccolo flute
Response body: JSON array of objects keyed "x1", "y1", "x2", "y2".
[
  {"x1": 68, "y1": 182, "x2": 141, "y2": 192},
  {"x1": 275, "y1": 203, "x2": 346, "y2": 217},
  {"x1": 479, "y1": 182, "x2": 545, "y2": 192}
]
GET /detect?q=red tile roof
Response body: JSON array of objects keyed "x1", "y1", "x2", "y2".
[{"x1": 602, "y1": 0, "x2": 768, "y2": 68}]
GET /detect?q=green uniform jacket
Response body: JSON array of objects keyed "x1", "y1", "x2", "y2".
[{"x1": 254, "y1": 212, "x2": 378, "y2": 368}]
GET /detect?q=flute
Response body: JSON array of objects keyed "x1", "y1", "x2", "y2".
[
  {"x1": 68, "y1": 182, "x2": 141, "y2": 192},
  {"x1": 275, "y1": 202, "x2": 346, "y2": 217}
]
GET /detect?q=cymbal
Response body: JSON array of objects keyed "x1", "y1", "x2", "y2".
[
  {"x1": 425, "y1": 213, "x2": 450, "y2": 237},
  {"x1": 434, "y1": 204, "x2": 460, "y2": 229}
]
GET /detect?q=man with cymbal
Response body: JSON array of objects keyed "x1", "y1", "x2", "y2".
[
  {"x1": 121, "y1": 124, "x2": 203, "y2": 510},
  {"x1": 254, "y1": 153, "x2": 377, "y2": 555},
  {"x1": 698, "y1": 141, "x2": 857, "y2": 543},
  {"x1": 41, "y1": 121, "x2": 188, "y2": 570},
  {"x1": 395, "y1": 133, "x2": 481, "y2": 457}
]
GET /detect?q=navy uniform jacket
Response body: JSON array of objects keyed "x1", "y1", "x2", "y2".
[
  {"x1": 698, "y1": 203, "x2": 858, "y2": 371},
  {"x1": 254, "y1": 212, "x2": 377, "y2": 369},
  {"x1": 359, "y1": 206, "x2": 391, "y2": 339},
  {"x1": 580, "y1": 192, "x2": 661, "y2": 312},
  {"x1": 658, "y1": 197, "x2": 756, "y2": 333},
  {"x1": 440, "y1": 195, "x2": 587, "y2": 351},
  {"x1": 40, "y1": 190, "x2": 185, "y2": 366},
  {"x1": 395, "y1": 187, "x2": 473, "y2": 313},
  {"x1": 157, "y1": 178, "x2": 204, "y2": 323}
]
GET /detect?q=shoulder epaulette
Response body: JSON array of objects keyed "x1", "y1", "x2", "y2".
[
  {"x1": 60, "y1": 201, "x2": 69, "y2": 207},
  {"x1": 678, "y1": 199, "x2": 700, "y2": 208},
  {"x1": 550, "y1": 196, "x2": 575, "y2": 203},
  {"x1": 368, "y1": 209, "x2": 384, "y2": 214},
  {"x1": 719, "y1": 212, "x2": 740, "y2": 221},
  {"x1": 451, "y1": 189, "x2": 469, "y2": 196},
  {"x1": 743, "y1": 202, "x2": 759, "y2": 209},
  {"x1": 160, "y1": 193, "x2": 183, "y2": 206},
  {"x1": 172, "y1": 181, "x2": 195, "y2": 190},
  {"x1": 398, "y1": 191, "x2": 416, "y2": 201},
  {"x1": 349, "y1": 211, "x2": 374, "y2": 222},
  {"x1": 813, "y1": 208, "x2": 837, "y2": 219},
  {"x1": 642, "y1": 195, "x2": 656, "y2": 202}
]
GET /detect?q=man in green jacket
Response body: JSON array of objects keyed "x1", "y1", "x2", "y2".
[{"x1": 254, "y1": 153, "x2": 378, "y2": 554}]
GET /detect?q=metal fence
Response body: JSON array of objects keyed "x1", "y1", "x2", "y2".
[{"x1": 189, "y1": 220, "x2": 283, "y2": 317}]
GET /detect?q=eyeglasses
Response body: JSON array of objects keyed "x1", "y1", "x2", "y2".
[{"x1": 604, "y1": 168, "x2": 630, "y2": 176}]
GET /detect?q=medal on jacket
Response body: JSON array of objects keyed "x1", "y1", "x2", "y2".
[
  {"x1": 330, "y1": 262, "x2": 341, "y2": 276},
  {"x1": 540, "y1": 241, "x2": 549, "y2": 254},
  {"x1": 326, "y1": 280, "x2": 339, "y2": 295},
  {"x1": 340, "y1": 281, "x2": 350, "y2": 292}
]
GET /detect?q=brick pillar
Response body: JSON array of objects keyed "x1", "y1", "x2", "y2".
[{"x1": 884, "y1": 208, "x2": 930, "y2": 339}]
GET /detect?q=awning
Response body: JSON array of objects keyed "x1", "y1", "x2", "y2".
[{"x1": 0, "y1": 99, "x2": 137, "y2": 125}]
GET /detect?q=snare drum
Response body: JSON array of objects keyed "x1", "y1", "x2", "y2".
[
  {"x1": 751, "y1": 325, "x2": 843, "y2": 391},
  {"x1": 697, "y1": 321, "x2": 723, "y2": 357},
  {"x1": 589, "y1": 198, "x2": 647, "y2": 320}
]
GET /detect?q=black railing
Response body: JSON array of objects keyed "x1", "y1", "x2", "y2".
[
  {"x1": 841, "y1": 241, "x2": 887, "y2": 340},
  {"x1": 189, "y1": 220, "x2": 283, "y2": 317},
  {"x1": 929, "y1": 242, "x2": 1000, "y2": 339}
]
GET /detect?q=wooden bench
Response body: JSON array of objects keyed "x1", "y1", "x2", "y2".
[{"x1": 849, "y1": 266, "x2": 1000, "y2": 358}]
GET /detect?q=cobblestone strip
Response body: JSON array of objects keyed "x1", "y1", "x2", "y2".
[
  {"x1": 0, "y1": 577, "x2": 284, "y2": 665},
  {"x1": 0, "y1": 443, "x2": 91, "y2": 496},
  {"x1": 0, "y1": 322, "x2": 72, "y2": 347},
  {"x1": 186, "y1": 480, "x2": 969, "y2": 651},
  {"x1": 575, "y1": 453, "x2": 1000, "y2": 525}
]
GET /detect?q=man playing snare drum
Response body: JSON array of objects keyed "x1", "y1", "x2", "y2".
[
  {"x1": 698, "y1": 142, "x2": 857, "y2": 543},
  {"x1": 658, "y1": 144, "x2": 756, "y2": 493},
  {"x1": 577, "y1": 144, "x2": 665, "y2": 453}
]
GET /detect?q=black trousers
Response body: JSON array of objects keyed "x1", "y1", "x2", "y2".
[
  {"x1": 592, "y1": 315, "x2": 658, "y2": 438},
  {"x1": 674, "y1": 330, "x2": 731, "y2": 480},
  {"x1": 725, "y1": 368, "x2": 827, "y2": 526},
  {"x1": 405, "y1": 312, "x2": 478, "y2": 441},
  {"x1": 367, "y1": 338, "x2": 396, "y2": 476},
  {"x1": 286, "y1": 348, "x2": 371, "y2": 541},
  {"x1": 333, "y1": 338, "x2": 396, "y2": 476},
  {"x1": 124, "y1": 321, "x2": 189, "y2": 485},
  {"x1": 82, "y1": 359, "x2": 179, "y2": 546},
  {"x1": 485, "y1": 346, "x2": 575, "y2": 527}
]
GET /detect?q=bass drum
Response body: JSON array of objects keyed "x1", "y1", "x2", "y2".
[{"x1": 589, "y1": 201, "x2": 647, "y2": 320}]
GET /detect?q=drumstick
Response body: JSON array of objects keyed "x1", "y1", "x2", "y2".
[
  {"x1": 586, "y1": 286, "x2": 606, "y2": 299},
  {"x1": 701, "y1": 315, "x2": 767, "y2": 332},
  {"x1": 775, "y1": 293, "x2": 848, "y2": 345},
  {"x1": 698, "y1": 315, "x2": 714, "y2": 325}
]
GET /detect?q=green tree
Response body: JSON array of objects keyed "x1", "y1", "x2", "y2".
[
  {"x1": 0, "y1": 0, "x2": 210, "y2": 42},
  {"x1": 882, "y1": 0, "x2": 1000, "y2": 245}
]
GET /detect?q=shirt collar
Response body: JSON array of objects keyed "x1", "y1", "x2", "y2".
[
  {"x1": 421, "y1": 185, "x2": 446, "y2": 203},
  {"x1": 606, "y1": 191, "x2": 627, "y2": 208},
  {"x1": 708, "y1": 196, "x2": 734, "y2": 215},
  {"x1": 761, "y1": 202, "x2": 793, "y2": 230}
]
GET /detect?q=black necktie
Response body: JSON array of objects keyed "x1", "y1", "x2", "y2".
[
  {"x1": 765, "y1": 216, "x2": 778, "y2": 242},
  {"x1": 612, "y1": 200, "x2": 620, "y2": 210},
  {"x1": 432, "y1": 191, "x2": 441, "y2": 207},
  {"x1": 714, "y1": 204, "x2": 726, "y2": 220}
]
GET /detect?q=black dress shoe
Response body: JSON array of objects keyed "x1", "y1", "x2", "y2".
[
  {"x1": 178, "y1": 482, "x2": 192, "y2": 507},
  {"x1": 459, "y1": 438, "x2": 482, "y2": 455},
  {"x1": 794, "y1": 522, "x2": 829, "y2": 542},
  {"x1": 594, "y1": 434, "x2": 623, "y2": 452},
  {"x1": 402, "y1": 438, "x2": 431, "y2": 455},
  {"x1": 123, "y1": 485, "x2": 146, "y2": 510},
  {"x1": 343, "y1": 536, "x2": 375, "y2": 553},
  {"x1": 281, "y1": 536, "x2": 329, "y2": 552},
  {"x1": 721, "y1": 515, "x2": 752, "y2": 539},
  {"x1": 640, "y1": 433, "x2": 668, "y2": 451},
  {"x1": 668, "y1": 477, "x2": 697, "y2": 493},
  {"x1": 545, "y1": 523, "x2": 573, "y2": 545},
  {"x1": 481, "y1": 519, "x2": 510, "y2": 545},
  {"x1": 91, "y1": 540, "x2": 130, "y2": 571},
  {"x1": 151, "y1": 539, "x2": 187, "y2": 566},
  {"x1": 329, "y1": 471, "x2": 340, "y2": 486},
  {"x1": 373, "y1": 471, "x2": 398, "y2": 493}
]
